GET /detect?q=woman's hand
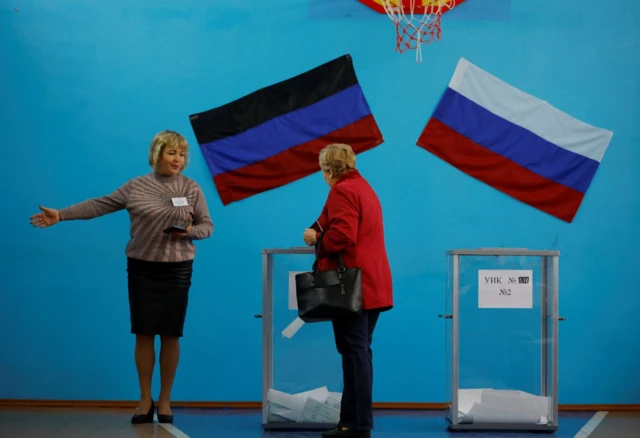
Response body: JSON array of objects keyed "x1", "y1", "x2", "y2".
[
  {"x1": 172, "y1": 214, "x2": 193, "y2": 238},
  {"x1": 30, "y1": 206, "x2": 61, "y2": 229},
  {"x1": 303, "y1": 228, "x2": 317, "y2": 246},
  {"x1": 172, "y1": 223, "x2": 192, "y2": 238}
]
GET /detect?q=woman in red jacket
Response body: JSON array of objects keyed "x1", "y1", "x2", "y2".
[{"x1": 303, "y1": 143, "x2": 393, "y2": 438}]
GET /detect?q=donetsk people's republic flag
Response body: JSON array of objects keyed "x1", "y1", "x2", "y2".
[{"x1": 189, "y1": 54, "x2": 384, "y2": 206}]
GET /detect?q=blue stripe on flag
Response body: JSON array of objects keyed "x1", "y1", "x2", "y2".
[
  {"x1": 200, "y1": 84, "x2": 372, "y2": 176},
  {"x1": 434, "y1": 88, "x2": 599, "y2": 194}
]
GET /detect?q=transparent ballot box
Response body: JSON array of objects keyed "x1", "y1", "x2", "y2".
[
  {"x1": 260, "y1": 247, "x2": 342, "y2": 430},
  {"x1": 444, "y1": 249, "x2": 562, "y2": 432}
]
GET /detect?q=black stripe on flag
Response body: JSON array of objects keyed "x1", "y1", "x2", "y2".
[{"x1": 189, "y1": 54, "x2": 359, "y2": 145}]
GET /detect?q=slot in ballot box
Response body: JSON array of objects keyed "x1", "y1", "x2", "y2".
[
  {"x1": 443, "y1": 248, "x2": 563, "y2": 432},
  {"x1": 259, "y1": 247, "x2": 342, "y2": 430}
]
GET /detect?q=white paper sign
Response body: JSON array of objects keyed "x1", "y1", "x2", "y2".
[
  {"x1": 288, "y1": 271, "x2": 304, "y2": 310},
  {"x1": 171, "y1": 197, "x2": 188, "y2": 206},
  {"x1": 478, "y1": 270, "x2": 533, "y2": 309}
]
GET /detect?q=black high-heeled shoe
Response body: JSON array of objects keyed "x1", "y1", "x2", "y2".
[
  {"x1": 157, "y1": 403, "x2": 174, "y2": 424},
  {"x1": 131, "y1": 400, "x2": 155, "y2": 424},
  {"x1": 157, "y1": 407, "x2": 174, "y2": 424}
]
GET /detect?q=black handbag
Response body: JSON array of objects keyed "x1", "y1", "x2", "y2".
[{"x1": 295, "y1": 233, "x2": 363, "y2": 323}]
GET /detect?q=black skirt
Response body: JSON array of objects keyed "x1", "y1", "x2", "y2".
[{"x1": 127, "y1": 257, "x2": 193, "y2": 337}]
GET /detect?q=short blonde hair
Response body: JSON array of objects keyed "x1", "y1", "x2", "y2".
[
  {"x1": 319, "y1": 143, "x2": 356, "y2": 178},
  {"x1": 148, "y1": 130, "x2": 190, "y2": 171}
]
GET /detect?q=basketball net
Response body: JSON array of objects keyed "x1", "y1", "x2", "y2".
[{"x1": 379, "y1": 0, "x2": 457, "y2": 63}]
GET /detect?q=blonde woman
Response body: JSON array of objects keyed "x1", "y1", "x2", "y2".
[
  {"x1": 29, "y1": 130, "x2": 213, "y2": 424},
  {"x1": 303, "y1": 143, "x2": 393, "y2": 438}
]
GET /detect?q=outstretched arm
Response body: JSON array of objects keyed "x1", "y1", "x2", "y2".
[{"x1": 58, "y1": 181, "x2": 131, "y2": 221}]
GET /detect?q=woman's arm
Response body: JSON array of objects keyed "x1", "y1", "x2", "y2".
[
  {"x1": 318, "y1": 187, "x2": 359, "y2": 255},
  {"x1": 58, "y1": 181, "x2": 131, "y2": 221},
  {"x1": 186, "y1": 186, "x2": 213, "y2": 240},
  {"x1": 310, "y1": 205, "x2": 328, "y2": 233}
]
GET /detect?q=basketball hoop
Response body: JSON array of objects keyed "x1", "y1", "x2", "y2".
[{"x1": 378, "y1": 0, "x2": 458, "y2": 63}]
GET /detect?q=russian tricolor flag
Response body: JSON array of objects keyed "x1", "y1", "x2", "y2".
[
  {"x1": 417, "y1": 58, "x2": 614, "y2": 223},
  {"x1": 189, "y1": 54, "x2": 384, "y2": 206}
]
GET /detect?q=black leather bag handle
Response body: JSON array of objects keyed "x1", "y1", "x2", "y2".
[{"x1": 311, "y1": 231, "x2": 346, "y2": 275}]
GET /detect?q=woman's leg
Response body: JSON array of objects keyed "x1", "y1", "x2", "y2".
[
  {"x1": 134, "y1": 334, "x2": 156, "y2": 412},
  {"x1": 156, "y1": 259, "x2": 191, "y2": 418},
  {"x1": 329, "y1": 311, "x2": 375, "y2": 434},
  {"x1": 158, "y1": 335, "x2": 180, "y2": 415},
  {"x1": 331, "y1": 320, "x2": 352, "y2": 427},
  {"x1": 367, "y1": 311, "x2": 380, "y2": 395}
]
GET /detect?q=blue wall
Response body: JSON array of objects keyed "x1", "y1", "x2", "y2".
[{"x1": 2, "y1": 0, "x2": 639, "y2": 405}]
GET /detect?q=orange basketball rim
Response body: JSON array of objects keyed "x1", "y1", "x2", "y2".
[{"x1": 358, "y1": 0, "x2": 466, "y2": 15}]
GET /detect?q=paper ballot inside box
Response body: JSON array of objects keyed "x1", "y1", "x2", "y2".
[
  {"x1": 267, "y1": 386, "x2": 341, "y2": 423},
  {"x1": 299, "y1": 397, "x2": 340, "y2": 423},
  {"x1": 267, "y1": 401, "x2": 298, "y2": 423},
  {"x1": 458, "y1": 389, "x2": 551, "y2": 425}
]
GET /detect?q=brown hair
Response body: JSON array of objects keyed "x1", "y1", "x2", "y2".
[{"x1": 319, "y1": 143, "x2": 356, "y2": 178}]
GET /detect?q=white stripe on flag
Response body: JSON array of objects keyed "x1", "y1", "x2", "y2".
[{"x1": 448, "y1": 58, "x2": 613, "y2": 163}]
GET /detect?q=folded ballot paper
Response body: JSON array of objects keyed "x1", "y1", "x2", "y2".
[
  {"x1": 457, "y1": 389, "x2": 552, "y2": 425},
  {"x1": 267, "y1": 386, "x2": 342, "y2": 424}
]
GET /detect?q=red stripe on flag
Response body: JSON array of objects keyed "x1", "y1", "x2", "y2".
[
  {"x1": 417, "y1": 118, "x2": 584, "y2": 222},
  {"x1": 213, "y1": 114, "x2": 383, "y2": 206}
]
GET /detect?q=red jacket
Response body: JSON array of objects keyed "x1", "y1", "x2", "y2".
[{"x1": 312, "y1": 170, "x2": 393, "y2": 312}]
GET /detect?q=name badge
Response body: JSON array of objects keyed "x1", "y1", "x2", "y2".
[{"x1": 172, "y1": 197, "x2": 188, "y2": 207}]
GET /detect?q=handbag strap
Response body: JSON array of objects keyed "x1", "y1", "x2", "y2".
[{"x1": 312, "y1": 231, "x2": 346, "y2": 273}]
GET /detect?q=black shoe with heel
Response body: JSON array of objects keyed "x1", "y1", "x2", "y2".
[
  {"x1": 131, "y1": 401, "x2": 155, "y2": 424},
  {"x1": 157, "y1": 406, "x2": 174, "y2": 424}
]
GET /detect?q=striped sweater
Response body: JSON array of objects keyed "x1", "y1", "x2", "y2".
[{"x1": 59, "y1": 172, "x2": 213, "y2": 262}]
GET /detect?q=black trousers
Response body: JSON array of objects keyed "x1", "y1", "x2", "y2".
[{"x1": 331, "y1": 309, "x2": 381, "y2": 431}]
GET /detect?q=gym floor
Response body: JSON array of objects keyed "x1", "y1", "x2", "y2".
[{"x1": 1, "y1": 407, "x2": 638, "y2": 438}]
